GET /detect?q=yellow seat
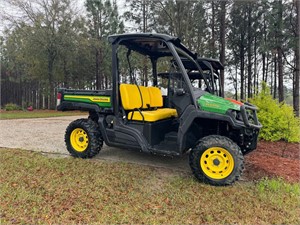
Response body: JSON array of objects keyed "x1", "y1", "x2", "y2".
[
  {"x1": 120, "y1": 84, "x2": 142, "y2": 110},
  {"x1": 157, "y1": 108, "x2": 178, "y2": 117},
  {"x1": 148, "y1": 86, "x2": 177, "y2": 115},
  {"x1": 139, "y1": 86, "x2": 151, "y2": 109},
  {"x1": 148, "y1": 86, "x2": 163, "y2": 107},
  {"x1": 120, "y1": 84, "x2": 177, "y2": 122},
  {"x1": 128, "y1": 108, "x2": 177, "y2": 122}
]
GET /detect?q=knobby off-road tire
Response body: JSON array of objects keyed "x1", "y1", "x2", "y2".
[
  {"x1": 65, "y1": 119, "x2": 103, "y2": 158},
  {"x1": 189, "y1": 135, "x2": 244, "y2": 186}
]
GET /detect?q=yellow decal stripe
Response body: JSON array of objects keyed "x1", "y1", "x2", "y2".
[{"x1": 64, "y1": 95, "x2": 110, "y2": 103}]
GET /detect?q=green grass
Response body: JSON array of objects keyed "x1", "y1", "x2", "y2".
[
  {"x1": 1, "y1": 148, "x2": 299, "y2": 224},
  {"x1": 0, "y1": 110, "x2": 86, "y2": 120}
]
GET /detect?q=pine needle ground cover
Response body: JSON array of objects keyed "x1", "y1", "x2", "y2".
[{"x1": 1, "y1": 148, "x2": 299, "y2": 224}]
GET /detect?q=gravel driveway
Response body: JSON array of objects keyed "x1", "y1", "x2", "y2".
[{"x1": 0, "y1": 116, "x2": 189, "y2": 171}]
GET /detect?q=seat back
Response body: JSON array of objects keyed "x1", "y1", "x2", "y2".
[
  {"x1": 120, "y1": 84, "x2": 164, "y2": 110},
  {"x1": 120, "y1": 84, "x2": 142, "y2": 110},
  {"x1": 139, "y1": 86, "x2": 151, "y2": 109},
  {"x1": 148, "y1": 87, "x2": 163, "y2": 108}
]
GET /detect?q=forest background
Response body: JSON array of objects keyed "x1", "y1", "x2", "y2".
[{"x1": 0, "y1": 0, "x2": 299, "y2": 118}]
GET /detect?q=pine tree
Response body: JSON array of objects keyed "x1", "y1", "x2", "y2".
[
  {"x1": 85, "y1": 0, "x2": 124, "y2": 89},
  {"x1": 4, "y1": 0, "x2": 80, "y2": 109}
]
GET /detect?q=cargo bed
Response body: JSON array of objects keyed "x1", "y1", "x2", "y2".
[{"x1": 57, "y1": 88, "x2": 113, "y2": 113}]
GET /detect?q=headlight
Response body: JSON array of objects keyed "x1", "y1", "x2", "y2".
[
  {"x1": 230, "y1": 110, "x2": 243, "y2": 121},
  {"x1": 231, "y1": 111, "x2": 237, "y2": 118},
  {"x1": 246, "y1": 110, "x2": 255, "y2": 124},
  {"x1": 236, "y1": 111, "x2": 243, "y2": 121}
]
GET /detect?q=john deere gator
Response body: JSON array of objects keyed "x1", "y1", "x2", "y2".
[{"x1": 57, "y1": 33, "x2": 262, "y2": 186}]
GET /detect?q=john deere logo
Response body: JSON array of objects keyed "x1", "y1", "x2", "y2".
[
  {"x1": 205, "y1": 103, "x2": 219, "y2": 108},
  {"x1": 92, "y1": 97, "x2": 110, "y2": 102}
]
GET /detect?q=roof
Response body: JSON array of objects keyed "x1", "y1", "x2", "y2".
[
  {"x1": 158, "y1": 72, "x2": 219, "y2": 80},
  {"x1": 108, "y1": 33, "x2": 179, "y2": 44},
  {"x1": 107, "y1": 33, "x2": 196, "y2": 59},
  {"x1": 197, "y1": 58, "x2": 224, "y2": 70},
  {"x1": 180, "y1": 57, "x2": 224, "y2": 71}
]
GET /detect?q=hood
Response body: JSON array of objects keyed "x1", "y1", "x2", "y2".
[{"x1": 197, "y1": 93, "x2": 241, "y2": 115}]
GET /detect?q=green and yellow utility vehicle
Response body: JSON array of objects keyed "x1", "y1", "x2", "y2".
[{"x1": 57, "y1": 33, "x2": 262, "y2": 186}]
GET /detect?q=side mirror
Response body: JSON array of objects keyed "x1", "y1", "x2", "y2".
[{"x1": 175, "y1": 88, "x2": 185, "y2": 96}]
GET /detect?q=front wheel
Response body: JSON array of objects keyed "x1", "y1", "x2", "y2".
[
  {"x1": 65, "y1": 119, "x2": 103, "y2": 158},
  {"x1": 189, "y1": 135, "x2": 244, "y2": 186}
]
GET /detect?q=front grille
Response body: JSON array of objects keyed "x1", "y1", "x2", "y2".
[{"x1": 240, "y1": 103, "x2": 261, "y2": 129}]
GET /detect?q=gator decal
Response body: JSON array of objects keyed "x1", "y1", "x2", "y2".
[
  {"x1": 64, "y1": 95, "x2": 111, "y2": 108},
  {"x1": 198, "y1": 93, "x2": 240, "y2": 114}
]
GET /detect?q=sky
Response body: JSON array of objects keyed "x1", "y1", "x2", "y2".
[
  {"x1": 0, "y1": 0, "x2": 13, "y2": 35},
  {"x1": 0, "y1": 0, "x2": 127, "y2": 36}
]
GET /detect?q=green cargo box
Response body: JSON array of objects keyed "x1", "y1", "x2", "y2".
[{"x1": 57, "y1": 89, "x2": 113, "y2": 113}]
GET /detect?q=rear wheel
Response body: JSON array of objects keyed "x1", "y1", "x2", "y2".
[
  {"x1": 189, "y1": 135, "x2": 244, "y2": 186},
  {"x1": 65, "y1": 119, "x2": 103, "y2": 158}
]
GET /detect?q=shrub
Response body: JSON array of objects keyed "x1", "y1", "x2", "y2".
[
  {"x1": 249, "y1": 83, "x2": 300, "y2": 143},
  {"x1": 22, "y1": 101, "x2": 33, "y2": 108},
  {"x1": 4, "y1": 103, "x2": 22, "y2": 111}
]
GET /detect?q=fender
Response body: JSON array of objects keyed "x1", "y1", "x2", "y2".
[{"x1": 177, "y1": 105, "x2": 245, "y2": 152}]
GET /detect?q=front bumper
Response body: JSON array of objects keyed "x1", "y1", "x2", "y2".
[
  {"x1": 240, "y1": 103, "x2": 262, "y2": 129},
  {"x1": 228, "y1": 102, "x2": 262, "y2": 130},
  {"x1": 227, "y1": 102, "x2": 262, "y2": 154}
]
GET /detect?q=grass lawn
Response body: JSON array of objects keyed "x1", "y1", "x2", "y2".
[
  {"x1": 0, "y1": 110, "x2": 87, "y2": 120},
  {"x1": 1, "y1": 148, "x2": 299, "y2": 224}
]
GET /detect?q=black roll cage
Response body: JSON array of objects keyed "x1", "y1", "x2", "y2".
[{"x1": 108, "y1": 33, "x2": 222, "y2": 116}]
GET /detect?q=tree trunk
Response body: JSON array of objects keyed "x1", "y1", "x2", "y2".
[
  {"x1": 211, "y1": 1, "x2": 216, "y2": 58},
  {"x1": 99, "y1": 48, "x2": 104, "y2": 89},
  {"x1": 143, "y1": 58, "x2": 148, "y2": 86},
  {"x1": 266, "y1": 54, "x2": 269, "y2": 82},
  {"x1": 48, "y1": 52, "x2": 55, "y2": 109},
  {"x1": 235, "y1": 64, "x2": 238, "y2": 100},
  {"x1": 94, "y1": 46, "x2": 103, "y2": 90},
  {"x1": 95, "y1": 49, "x2": 100, "y2": 90},
  {"x1": 262, "y1": 53, "x2": 266, "y2": 82},
  {"x1": 293, "y1": 0, "x2": 299, "y2": 116},
  {"x1": 143, "y1": 0, "x2": 146, "y2": 33},
  {"x1": 277, "y1": 0, "x2": 284, "y2": 102},
  {"x1": 273, "y1": 54, "x2": 277, "y2": 99},
  {"x1": 262, "y1": 15, "x2": 267, "y2": 83},
  {"x1": 240, "y1": 52, "x2": 245, "y2": 100},
  {"x1": 63, "y1": 59, "x2": 69, "y2": 88},
  {"x1": 278, "y1": 47, "x2": 284, "y2": 102},
  {"x1": 254, "y1": 35, "x2": 258, "y2": 95},
  {"x1": 142, "y1": 0, "x2": 148, "y2": 86},
  {"x1": 247, "y1": 6, "x2": 252, "y2": 99},
  {"x1": 219, "y1": 1, "x2": 226, "y2": 97}
]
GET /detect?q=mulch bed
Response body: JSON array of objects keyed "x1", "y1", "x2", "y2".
[{"x1": 244, "y1": 140, "x2": 300, "y2": 183}]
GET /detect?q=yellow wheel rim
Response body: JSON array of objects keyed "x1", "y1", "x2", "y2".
[
  {"x1": 70, "y1": 128, "x2": 89, "y2": 152},
  {"x1": 200, "y1": 147, "x2": 234, "y2": 179}
]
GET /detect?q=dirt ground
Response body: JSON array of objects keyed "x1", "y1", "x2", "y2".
[{"x1": 0, "y1": 116, "x2": 299, "y2": 183}]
